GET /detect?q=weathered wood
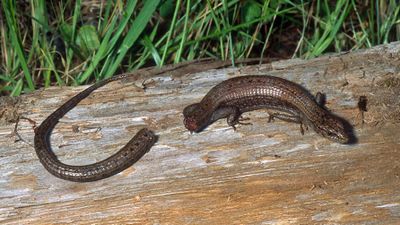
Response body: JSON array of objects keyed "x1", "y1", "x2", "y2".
[{"x1": 1, "y1": 42, "x2": 400, "y2": 224}]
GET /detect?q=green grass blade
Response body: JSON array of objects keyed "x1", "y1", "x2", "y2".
[
  {"x1": 106, "y1": 1, "x2": 138, "y2": 56},
  {"x1": 10, "y1": 79, "x2": 23, "y2": 96},
  {"x1": 161, "y1": 0, "x2": 181, "y2": 64},
  {"x1": 175, "y1": 0, "x2": 191, "y2": 62},
  {"x1": 76, "y1": 11, "x2": 119, "y2": 83},
  {"x1": 141, "y1": 36, "x2": 162, "y2": 66},
  {"x1": 103, "y1": 0, "x2": 161, "y2": 78},
  {"x1": 2, "y1": 0, "x2": 35, "y2": 91},
  {"x1": 307, "y1": 0, "x2": 349, "y2": 58},
  {"x1": 77, "y1": 0, "x2": 139, "y2": 83}
]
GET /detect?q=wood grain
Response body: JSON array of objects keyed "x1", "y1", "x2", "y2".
[{"x1": 1, "y1": 42, "x2": 399, "y2": 224}]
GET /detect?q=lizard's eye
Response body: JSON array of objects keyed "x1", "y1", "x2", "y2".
[{"x1": 326, "y1": 131, "x2": 334, "y2": 136}]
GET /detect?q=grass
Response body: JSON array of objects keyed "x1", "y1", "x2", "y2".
[{"x1": 0, "y1": 0, "x2": 399, "y2": 96}]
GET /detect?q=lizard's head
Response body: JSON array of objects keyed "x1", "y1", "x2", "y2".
[
  {"x1": 183, "y1": 103, "x2": 209, "y2": 132},
  {"x1": 313, "y1": 113, "x2": 351, "y2": 144}
]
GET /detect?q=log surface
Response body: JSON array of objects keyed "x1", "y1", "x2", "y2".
[{"x1": 1, "y1": 42, "x2": 400, "y2": 224}]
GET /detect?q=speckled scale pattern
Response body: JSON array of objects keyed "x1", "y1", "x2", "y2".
[
  {"x1": 34, "y1": 74, "x2": 157, "y2": 182},
  {"x1": 209, "y1": 76, "x2": 320, "y2": 120},
  {"x1": 183, "y1": 75, "x2": 350, "y2": 144}
]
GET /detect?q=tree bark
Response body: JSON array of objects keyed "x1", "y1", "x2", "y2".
[{"x1": 1, "y1": 42, "x2": 399, "y2": 224}]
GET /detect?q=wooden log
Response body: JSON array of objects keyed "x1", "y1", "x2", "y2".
[{"x1": 1, "y1": 42, "x2": 399, "y2": 224}]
